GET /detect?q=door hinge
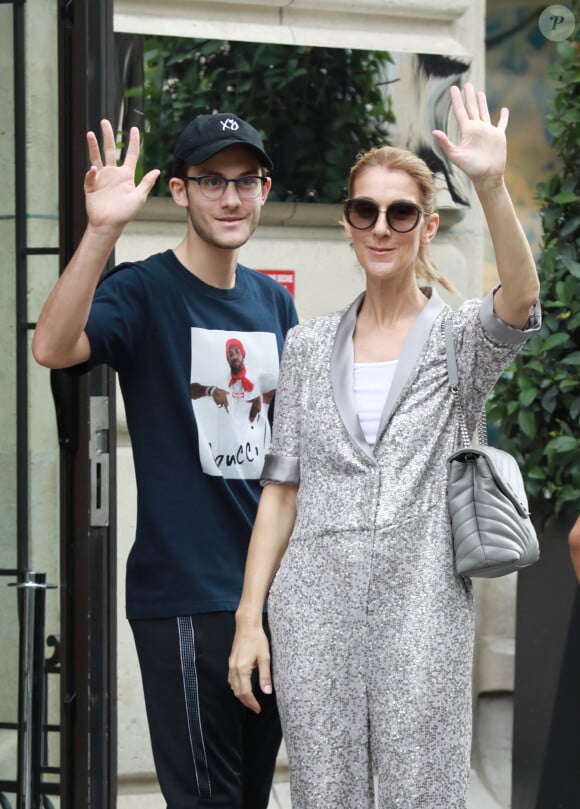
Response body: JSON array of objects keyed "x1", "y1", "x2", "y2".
[{"x1": 90, "y1": 396, "x2": 109, "y2": 527}]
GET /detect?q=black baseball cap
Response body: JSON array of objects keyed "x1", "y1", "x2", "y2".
[{"x1": 170, "y1": 112, "x2": 273, "y2": 177}]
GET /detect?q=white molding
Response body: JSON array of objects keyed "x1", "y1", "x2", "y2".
[{"x1": 114, "y1": 0, "x2": 474, "y2": 55}]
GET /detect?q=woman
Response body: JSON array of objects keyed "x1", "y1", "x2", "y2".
[{"x1": 228, "y1": 84, "x2": 540, "y2": 809}]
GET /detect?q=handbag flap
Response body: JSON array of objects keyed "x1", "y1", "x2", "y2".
[{"x1": 448, "y1": 445, "x2": 531, "y2": 518}]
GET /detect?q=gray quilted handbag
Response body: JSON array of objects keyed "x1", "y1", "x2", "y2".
[{"x1": 444, "y1": 319, "x2": 540, "y2": 578}]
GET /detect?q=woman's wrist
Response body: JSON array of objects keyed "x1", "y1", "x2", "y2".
[{"x1": 235, "y1": 603, "x2": 265, "y2": 626}]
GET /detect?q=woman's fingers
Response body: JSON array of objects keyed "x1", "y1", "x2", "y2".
[
  {"x1": 476, "y1": 90, "x2": 492, "y2": 124},
  {"x1": 462, "y1": 82, "x2": 480, "y2": 120}
]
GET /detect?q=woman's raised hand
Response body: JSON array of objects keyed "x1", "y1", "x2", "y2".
[
  {"x1": 432, "y1": 83, "x2": 508, "y2": 187},
  {"x1": 84, "y1": 119, "x2": 160, "y2": 232}
]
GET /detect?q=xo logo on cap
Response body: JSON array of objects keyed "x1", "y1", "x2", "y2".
[{"x1": 220, "y1": 118, "x2": 240, "y2": 132}]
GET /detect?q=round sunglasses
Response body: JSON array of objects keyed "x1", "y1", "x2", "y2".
[{"x1": 344, "y1": 198, "x2": 425, "y2": 233}]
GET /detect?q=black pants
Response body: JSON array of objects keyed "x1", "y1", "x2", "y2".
[{"x1": 131, "y1": 612, "x2": 282, "y2": 809}]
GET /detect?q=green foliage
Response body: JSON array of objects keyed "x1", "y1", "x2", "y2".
[
  {"x1": 488, "y1": 34, "x2": 580, "y2": 516},
  {"x1": 137, "y1": 38, "x2": 394, "y2": 202}
]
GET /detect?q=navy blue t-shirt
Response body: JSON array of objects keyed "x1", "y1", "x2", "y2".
[{"x1": 83, "y1": 249, "x2": 298, "y2": 619}]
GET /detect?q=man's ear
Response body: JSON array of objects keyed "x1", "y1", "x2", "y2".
[
  {"x1": 169, "y1": 177, "x2": 189, "y2": 208},
  {"x1": 260, "y1": 176, "x2": 272, "y2": 204}
]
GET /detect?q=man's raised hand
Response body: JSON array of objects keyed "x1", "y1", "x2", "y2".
[{"x1": 84, "y1": 120, "x2": 160, "y2": 232}]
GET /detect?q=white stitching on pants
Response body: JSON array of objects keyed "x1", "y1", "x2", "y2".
[{"x1": 177, "y1": 616, "x2": 212, "y2": 798}]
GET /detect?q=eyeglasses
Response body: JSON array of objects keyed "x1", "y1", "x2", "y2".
[
  {"x1": 182, "y1": 174, "x2": 267, "y2": 200},
  {"x1": 344, "y1": 198, "x2": 425, "y2": 233}
]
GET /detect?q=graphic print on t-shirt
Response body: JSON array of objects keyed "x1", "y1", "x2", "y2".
[{"x1": 190, "y1": 328, "x2": 279, "y2": 479}]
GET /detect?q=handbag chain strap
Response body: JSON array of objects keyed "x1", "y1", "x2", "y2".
[{"x1": 443, "y1": 318, "x2": 488, "y2": 449}]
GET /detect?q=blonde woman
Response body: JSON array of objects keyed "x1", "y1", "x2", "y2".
[{"x1": 229, "y1": 84, "x2": 540, "y2": 809}]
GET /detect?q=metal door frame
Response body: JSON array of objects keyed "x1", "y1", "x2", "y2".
[
  {"x1": 57, "y1": 0, "x2": 118, "y2": 806},
  {"x1": 2, "y1": 0, "x2": 117, "y2": 806}
]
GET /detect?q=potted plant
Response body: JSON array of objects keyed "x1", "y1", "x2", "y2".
[{"x1": 487, "y1": 33, "x2": 580, "y2": 809}]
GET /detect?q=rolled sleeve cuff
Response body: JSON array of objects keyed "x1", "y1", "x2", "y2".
[
  {"x1": 480, "y1": 287, "x2": 542, "y2": 345},
  {"x1": 260, "y1": 454, "x2": 300, "y2": 486}
]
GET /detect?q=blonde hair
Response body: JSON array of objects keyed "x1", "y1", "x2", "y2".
[{"x1": 347, "y1": 146, "x2": 456, "y2": 294}]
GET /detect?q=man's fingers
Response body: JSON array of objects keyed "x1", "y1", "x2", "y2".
[
  {"x1": 138, "y1": 169, "x2": 161, "y2": 197},
  {"x1": 124, "y1": 126, "x2": 142, "y2": 171},
  {"x1": 100, "y1": 119, "x2": 118, "y2": 166},
  {"x1": 84, "y1": 165, "x2": 99, "y2": 192},
  {"x1": 86, "y1": 131, "x2": 103, "y2": 170}
]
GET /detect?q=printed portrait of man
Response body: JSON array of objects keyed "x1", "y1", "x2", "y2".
[{"x1": 190, "y1": 328, "x2": 279, "y2": 479}]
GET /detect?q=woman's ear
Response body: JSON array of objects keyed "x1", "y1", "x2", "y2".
[
  {"x1": 169, "y1": 177, "x2": 189, "y2": 208},
  {"x1": 421, "y1": 212, "x2": 440, "y2": 244}
]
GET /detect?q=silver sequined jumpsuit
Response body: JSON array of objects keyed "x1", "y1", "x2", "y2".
[{"x1": 262, "y1": 288, "x2": 540, "y2": 809}]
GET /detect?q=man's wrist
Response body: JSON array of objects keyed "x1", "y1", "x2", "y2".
[{"x1": 205, "y1": 385, "x2": 216, "y2": 397}]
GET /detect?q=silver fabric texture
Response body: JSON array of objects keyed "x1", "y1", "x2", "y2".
[{"x1": 266, "y1": 288, "x2": 540, "y2": 809}]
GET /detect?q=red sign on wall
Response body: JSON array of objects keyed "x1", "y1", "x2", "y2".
[{"x1": 257, "y1": 269, "x2": 295, "y2": 298}]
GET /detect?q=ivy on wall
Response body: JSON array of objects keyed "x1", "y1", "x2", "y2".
[{"x1": 488, "y1": 34, "x2": 580, "y2": 516}]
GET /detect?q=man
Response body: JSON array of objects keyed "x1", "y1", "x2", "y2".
[{"x1": 32, "y1": 112, "x2": 298, "y2": 808}]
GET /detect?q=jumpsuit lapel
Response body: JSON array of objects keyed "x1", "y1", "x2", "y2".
[
  {"x1": 375, "y1": 289, "x2": 447, "y2": 442},
  {"x1": 330, "y1": 289, "x2": 447, "y2": 457},
  {"x1": 331, "y1": 293, "x2": 373, "y2": 459}
]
